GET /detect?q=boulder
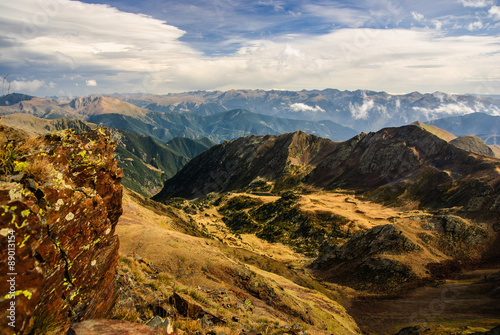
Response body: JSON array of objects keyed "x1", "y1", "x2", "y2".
[{"x1": 0, "y1": 128, "x2": 122, "y2": 334}]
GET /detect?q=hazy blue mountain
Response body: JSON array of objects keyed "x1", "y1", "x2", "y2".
[
  {"x1": 114, "y1": 89, "x2": 500, "y2": 132},
  {"x1": 89, "y1": 108, "x2": 357, "y2": 143},
  {"x1": 0, "y1": 93, "x2": 35, "y2": 106},
  {"x1": 1, "y1": 93, "x2": 357, "y2": 143},
  {"x1": 427, "y1": 113, "x2": 500, "y2": 145}
]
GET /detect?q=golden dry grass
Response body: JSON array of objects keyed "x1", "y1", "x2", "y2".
[
  {"x1": 116, "y1": 188, "x2": 362, "y2": 334},
  {"x1": 22, "y1": 155, "x2": 54, "y2": 183}
]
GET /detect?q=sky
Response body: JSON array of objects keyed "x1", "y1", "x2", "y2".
[{"x1": 0, "y1": 0, "x2": 499, "y2": 97}]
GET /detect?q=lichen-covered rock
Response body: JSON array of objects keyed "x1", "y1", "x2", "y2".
[
  {"x1": 68, "y1": 319, "x2": 165, "y2": 335},
  {"x1": 0, "y1": 128, "x2": 122, "y2": 335}
]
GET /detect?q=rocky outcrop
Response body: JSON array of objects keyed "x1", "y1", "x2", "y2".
[
  {"x1": 68, "y1": 319, "x2": 166, "y2": 335},
  {"x1": 450, "y1": 135, "x2": 495, "y2": 157},
  {"x1": 69, "y1": 95, "x2": 103, "y2": 110},
  {"x1": 0, "y1": 127, "x2": 122, "y2": 334}
]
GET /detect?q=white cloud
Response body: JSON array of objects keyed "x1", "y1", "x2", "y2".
[
  {"x1": 349, "y1": 92, "x2": 375, "y2": 120},
  {"x1": 412, "y1": 11, "x2": 425, "y2": 22},
  {"x1": 0, "y1": 0, "x2": 196, "y2": 72},
  {"x1": 412, "y1": 102, "x2": 476, "y2": 120},
  {"x1": 257, "y1": 0, "x2": 285, "y2": 12},
  {"x1": 10, "y1": 79, "x2": 45, "y2": 92},
  {"x1": 86, "y1": 79, "x2": 97, "y2": 87},
  {"x1": 303, "y1": 3, "x2": 372, "y2": 28},
  {"x1": 289, "y1": 103, "x2": 325, "y2": 113},
  {"x1": 1, "y1": 1, "x2": 500, "y2": 95},
  {"x1": 433, "y1": 20, "x2": 443, "y2": 30},
  {"x1": 490, "y1": 6, "x2": 500, "y2": 20},
  {"x1": 458, "y1": 0, "x2": 493, "y2": 8},
  {"x1": 467, "y1": 20, "x2": 484, "y2": 30}
]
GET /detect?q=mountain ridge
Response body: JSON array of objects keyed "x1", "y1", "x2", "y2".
[
  {"x1": 155, "y1": 125, "x2": 500, "y2": 217},
  {"x1": 0, "y1": 94, "x2": 358, "y2": 143},
  {"x1": 112, "y1": 89, "x2": 500, "y2": 132}
]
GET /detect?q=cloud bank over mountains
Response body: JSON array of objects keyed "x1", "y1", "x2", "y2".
[{"x1": 0, "y1": 0, "x2": 499, "y2": 97}]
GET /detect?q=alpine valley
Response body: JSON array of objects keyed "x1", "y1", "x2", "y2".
[{"x1": 1, "y1": 89, "x2": 500, "y2": 335}]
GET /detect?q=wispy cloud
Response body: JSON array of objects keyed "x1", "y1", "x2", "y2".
[
  {"x1": 349, "y1": 91, "x2": 374, "y2": 120},
  {"x1": 1, "y1": 0, "x2": 500, "y2": 96},
  {"x1": 458, "y1": 0, "x2": 493, "y2": 8},
  {"x1": 412, "y1": 11, "x2": 425, "y2": 22}
]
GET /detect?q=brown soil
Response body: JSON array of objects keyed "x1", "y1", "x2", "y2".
[{"x1": 348, "y1": 268, "x2": 500, "y2": 334}]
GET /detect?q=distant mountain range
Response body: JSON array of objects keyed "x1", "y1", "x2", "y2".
[
  {"x1": 3, "y1": 90, "x2": 499, "y2": 197},
  {"x1": 427, "y1": 112, "x2": 500, "y2": 145},
  {"x1": 0, "y1": 93, "x2": 357, "y2": 143},
  {"x1": 112, "y1": 89, "x2": 500, "y2": 132}
]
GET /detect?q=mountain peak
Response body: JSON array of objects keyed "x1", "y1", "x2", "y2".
[
  {"x1": 156, "y1": 125, "x2": 500, "y2": 214},
  {"x1": 410, "y1": 120, "x2": 457, "y2": 142},
  {"x1": 153, "y1": 131, "x2": 337, "y2": 200},
  {"x1": 68, "y1": 95, "x2": 104, "y2": 109},
  {"x1": 0, "y1": 92, "x2": 35, "y2": 106}
]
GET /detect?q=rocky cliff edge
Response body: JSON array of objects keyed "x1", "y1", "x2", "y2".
[{"x1": 0, "y1": 126, "x2": 122, "y2": 334}]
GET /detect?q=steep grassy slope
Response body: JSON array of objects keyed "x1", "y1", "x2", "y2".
[
  {"x1": 165, "y1": 136, "x2": 215, "y2": 159},
  {"x1": 118, "y1": 185, "x2": 500, "y2": 334},
  {"x1": 115, "y1": 188, "x2": 361, "y2": 334}
]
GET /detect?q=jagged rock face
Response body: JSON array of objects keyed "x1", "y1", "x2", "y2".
[
  {"x1": 450, "y1": 135, "x2": 495, "y2": 157},
  {"x1": 308, "y1": 125, "x2": 459, "y2": 189},
  {"x1": 0, "y1": 128, "x2": 122, "y2": 335},
  {"x1": 154, "y1": 130, "x2": 337, "y2": 200},
  {"x1": 307, "y1": 125, "x2": 500, "y2": 211},
  {"x1": 69, "y1": 95, "x2": 103, "y2": 110}
]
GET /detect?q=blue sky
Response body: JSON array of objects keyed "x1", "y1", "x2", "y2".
[{"x1": 0, "y1": 0, "x2": 499, "y2": 97}]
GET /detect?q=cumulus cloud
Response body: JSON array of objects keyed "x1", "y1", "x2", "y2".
[
  {"x1": 289, "y1": 103, "x2": 325, "y2": 113},
  {"x1": 86, "y1": 79, "x2": 97, "y2": 87},
  {"x1": 467, "y1": 20, "x2": 484, "y2": 31},
  {"x1": 412, "y1": 103, "x2": 476, "y2": 121},
  {"x1": 10, "y1": 79, "x2": 45, "y2": 92},
  {"x1": 490, "y1": 6, "x2": 500, "y2": 20}
]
